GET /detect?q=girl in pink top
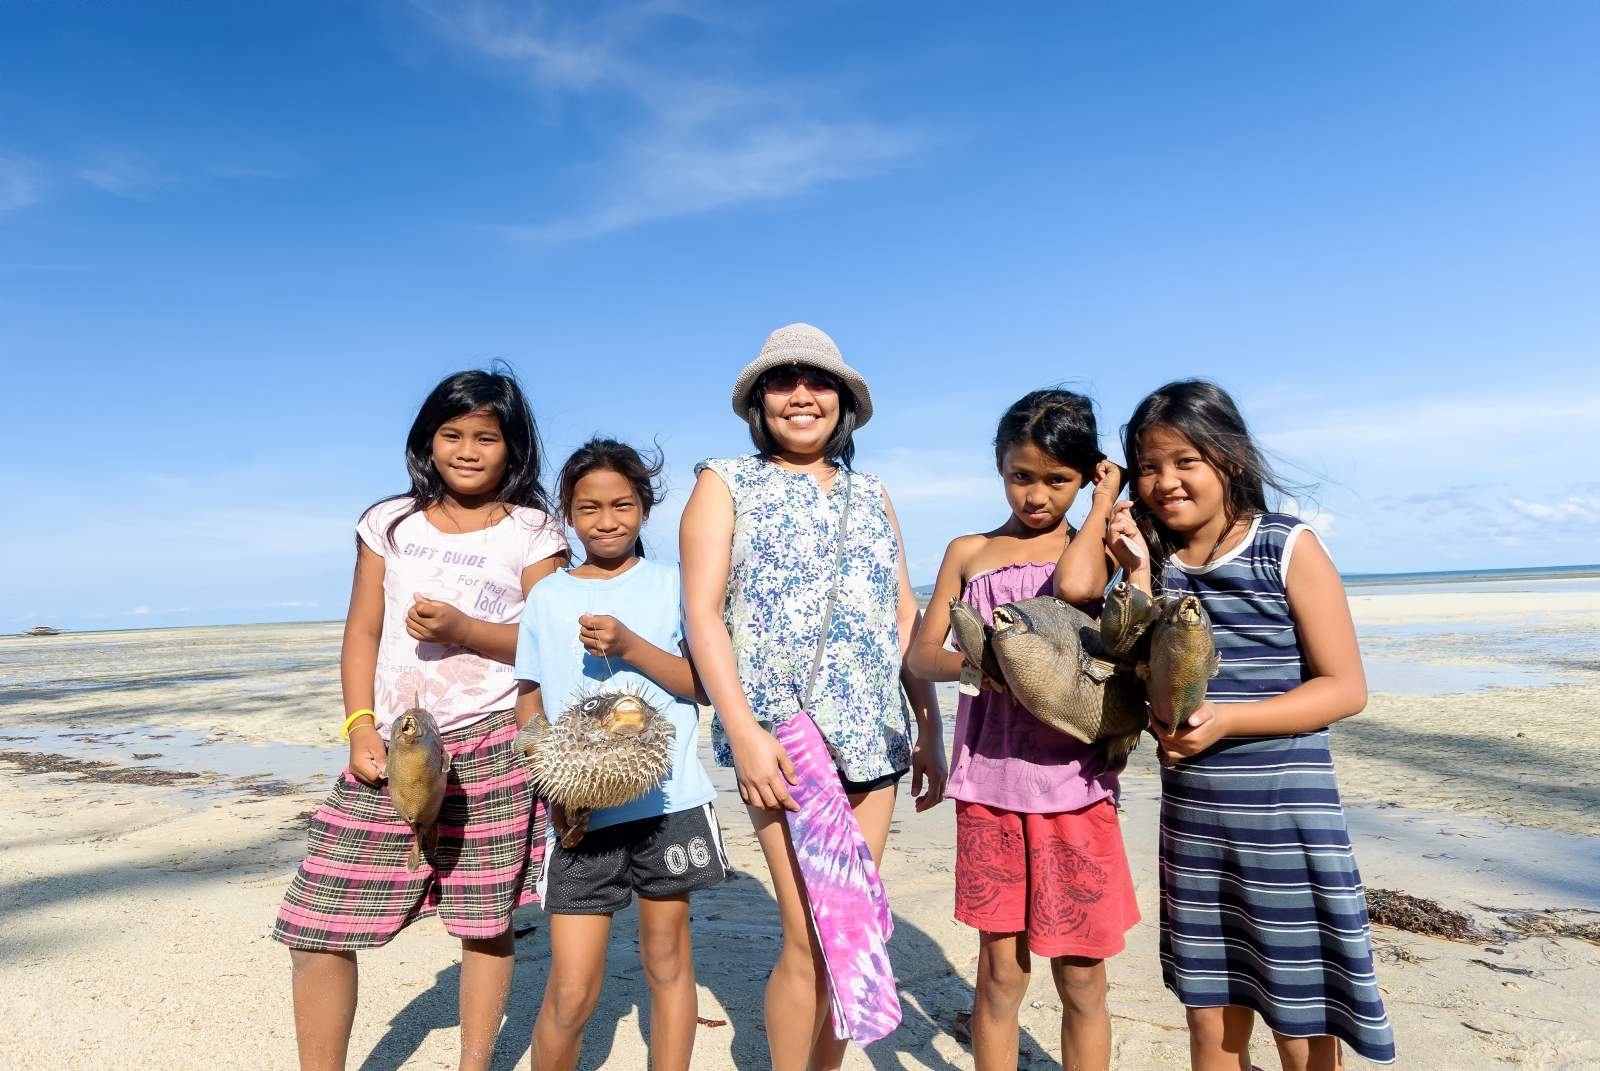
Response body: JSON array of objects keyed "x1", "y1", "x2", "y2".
[
  {"x1": 909, "y1": 389, "x2": 1140, "y2": 1071},
  {"x1": 274, "y1": 369, "x2": 567, "y2": 1071}
]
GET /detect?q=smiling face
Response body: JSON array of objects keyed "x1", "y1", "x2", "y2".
[
  {"x1": 1000, "y1": 441, "x2": 1086, "y2": 531},
  {"x1": 1134, "y1": 425, "x2": 1228, "y2": 536},
  {"x1": 569, "y1": 467, "x2": 644, "y2": 562},
  {"x1": 759, "y1": 365, "x2": 842, "y2": 460},
  {"x1": 432, "y1": 407, "x2": 508, "y2": 502}
]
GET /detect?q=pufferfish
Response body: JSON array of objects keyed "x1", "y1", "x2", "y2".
[{"x1": 514, "y1": 690, "x2": 675, "y2": 812}]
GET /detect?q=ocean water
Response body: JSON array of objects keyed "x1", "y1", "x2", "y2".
[
  {"x1": 5, "y1": 565, "x2": 1597, "y2": 783},
  {"x1": 1349, "y1": 575, "x2": 1600, "y2": 596},
  {"x1": 916, "y1": 564, "x2": 1600, "y2": 694},
  {"x1": 1345, "y1": 568, "x2": 1600, "y2": 692},
  {"x1": 0, "y1": 622, "x2": 341, "y2": 706},
  {"x1": 5, "y1": 595, "x2": 1600, "y2": 928},
  {"x1": 1344, "y1": 562, "x2": 1600, "y2": 590},
  {"x1": 0, "y1": 623, "x2": 344, "y2": 793},
  {"x1": 917, "y1": 563, "x2": 1600, "y2": 599}
]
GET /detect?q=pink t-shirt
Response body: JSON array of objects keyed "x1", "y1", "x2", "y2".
[{"x1": 356, "y1": 498, "x2": 567, "y2": 735}]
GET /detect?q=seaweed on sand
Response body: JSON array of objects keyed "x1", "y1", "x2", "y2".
[
  {"x1": 0, "y1": 749, "x2": 203, "y2": 786},
  {"x1": 1499, "y1": 908, "x2": 1600, "y2": 946},
  {"x1": 1369, "y1": 889, "x2": 1600, "y2": 949},
  {"x1": 1366, "y1": 888, "x2": 1495, "y2": 942}
]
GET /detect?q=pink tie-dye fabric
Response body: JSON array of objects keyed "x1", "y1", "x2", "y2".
[{"x1": 775, "y1": 710, "x2": 901, "y2": 1045}]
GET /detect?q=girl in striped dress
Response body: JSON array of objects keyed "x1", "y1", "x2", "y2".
[{"x1": 1107, "y1": 380, "x2": 1395, "y2": 1069}]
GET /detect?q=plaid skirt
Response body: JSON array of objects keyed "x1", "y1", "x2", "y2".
[{"x1": 273, "y1": 708, "x2": 546, "y2": 951}]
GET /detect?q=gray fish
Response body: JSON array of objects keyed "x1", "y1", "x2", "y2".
[
  {"x1": 386, "y1": 705, "x2": 451, "y2": 873},
  {"x1": 948, "y1": 598, "x2": 1005, "y2": 689},
  {"x1": 1145, "y1": 595, "x2": 1221, "y2": 730},
  {"x1": 1100, "y1": 581, "x2": 1160, "y2": 660},
  {"x1": 985, "y1": 595, "x2": 1146, "y2": 757}
]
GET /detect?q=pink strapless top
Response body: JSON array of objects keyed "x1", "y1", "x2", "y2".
[{"x1": 945, "y1": 561, "x2": 1121, "y2": 814}]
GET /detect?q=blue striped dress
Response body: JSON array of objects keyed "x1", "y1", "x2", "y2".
[{"x1": 1158, "y1": 513, "x2": 1395, "y2": 1063}]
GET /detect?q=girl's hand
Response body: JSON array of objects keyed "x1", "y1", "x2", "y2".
[
  {"x1": 348, "y1": 724, "x2": 387, "y2": 786},
  {"x1": 1151, "y1": 701, "x2": 1230, "y2": 763},
  {"x1": 550, "y1": 802, "x2": 590, "y2": 849},
  {"x1": 969, "y1": 662, "x2": 1007, "y2": 693},
  {"x1": 729, "y1": 726, "x2": 800, "y2": 812},
  {"x1": 407, "y1": 595, "x2": 470, "y2": 646},
  {"x1": 1107, "y1": 502, "x2": 1151, "y2": 584},
  {"x1": 1091, "y1": 459, "x2": 1124, "y2": 505},
  {"x1": 910, "y1": 733, "x2": 948, "y2": 812},
  {"x1": 578, "y1": 614, "x2": 636, "y2": 660},
  {"x1": 960, "y1": 659, "x2": 1007, "y2": 694}
]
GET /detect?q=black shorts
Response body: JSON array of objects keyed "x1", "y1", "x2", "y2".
[
  {"x1": 839, "y1": 768, "x2": 907, "y2": 795},
  {"x1": 539, "y1": 803, "x2": 728, "y2": 915}
]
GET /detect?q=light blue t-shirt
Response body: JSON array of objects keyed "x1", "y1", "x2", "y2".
[{"x1": 513, "y1": 558, "x2": 717, "y2": 832}]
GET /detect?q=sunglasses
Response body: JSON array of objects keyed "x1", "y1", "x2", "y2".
[{"x1": 761, "y1": 366, "x2": 840, "y2": 394}]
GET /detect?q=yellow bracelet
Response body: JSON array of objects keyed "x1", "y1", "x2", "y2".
[{"x1": 341, "y1": 709, "x2": 377, "y2": 740}]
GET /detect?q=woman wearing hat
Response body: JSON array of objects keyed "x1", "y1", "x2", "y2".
[{"x1": 681, "y1": 323, "x2": 946, "y2": 1068}]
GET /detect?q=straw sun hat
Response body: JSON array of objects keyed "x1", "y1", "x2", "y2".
[{"x1": 729, "y1": 322, "x2": 874, "y2": 428}]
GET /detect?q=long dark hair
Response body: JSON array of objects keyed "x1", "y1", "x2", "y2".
[
  {"x1": 373, "y1": 367, "x2": 554, "y2": 547},
  {"x1": 558, "y1": 438, "x2": 666, "y2": 559},
  {"x1": 993, "y1": 388, "x2": 1106, "y2": 477},
  {"x1": 1123, "y1": 379, "x2": 1298, "y2": 570},
  {"x1": 745, "y1": 366, "x2": 859, "y2": 470}
]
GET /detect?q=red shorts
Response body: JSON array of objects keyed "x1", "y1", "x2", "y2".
[{"x1": 954, "y1": 798, "x2": 1140, "y2": 959}]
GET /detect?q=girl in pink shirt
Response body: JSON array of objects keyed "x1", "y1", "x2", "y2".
[
  {"x1": 274, "y1": 369, "x2": 568, "y2": 1071},
  {"x1": 909, "y1": 389, "x2": 1139, "y2": 1071}
]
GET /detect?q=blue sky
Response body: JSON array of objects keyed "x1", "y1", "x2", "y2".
[{"x1": 3, "y1": 1, "x2": 1598, "y2": 631}]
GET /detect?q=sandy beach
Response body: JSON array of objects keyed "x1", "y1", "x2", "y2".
[{"x1": 4, "y1": 582, "x2": 1599, "y2": 1069}]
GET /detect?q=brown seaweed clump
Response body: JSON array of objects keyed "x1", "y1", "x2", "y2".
[
  {"x1": 1366, "y1": 888, "x2": 1493, "y2": 942},
  {"x1": 0, "y1": 749, "x2": 203, "y2": 787},
  {"x1": 1499, "y1": 909, "x2": 1600, "y2": 947}
]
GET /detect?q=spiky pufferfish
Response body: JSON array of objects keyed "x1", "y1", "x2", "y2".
[{"x1": 513, "y1": 690, "x2": 675, "y2": 812}]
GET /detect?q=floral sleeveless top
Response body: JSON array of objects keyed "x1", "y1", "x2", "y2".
[{"x1": 696, "y1": 456, "x2": 914, "y2": 782}]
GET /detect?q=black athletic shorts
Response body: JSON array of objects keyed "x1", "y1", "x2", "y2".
[
  {"x1": 839, "y1": 767, "x2": 908, "y2": 795},
  {"x1": 539, "y1": 803, "x2": 728, "y2": 915}
]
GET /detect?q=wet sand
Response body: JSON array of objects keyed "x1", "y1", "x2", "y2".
[{"x1": 2, "y1": 586, "x2": 1598, "y2": 1069}]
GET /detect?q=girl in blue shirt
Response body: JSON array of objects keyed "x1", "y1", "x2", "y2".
[{"x1": 513, "y1": 439, "x2": 723, "y2": 1071}]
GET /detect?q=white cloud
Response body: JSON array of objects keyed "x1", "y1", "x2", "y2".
[
  {"x1": 1, "y1": 143, "x2": 290, "y2": 217},
  {"x1": 6, "y1": 465, "x2": 355, "y2": 570},
  {"x1": 855, "y1": 446, "x2": 997, "y2": 506},
  {"x1": 508, "y1": 120, "x2": 924, "y2": 242},
  {"x1": 77, "y1": 505, "x2": 352, "y2": 567},
  {"x1": 77, "y1": 151, "x2": 174, "y2": 199},
  {"x1": 0, "y1": 154, "x2": 41, "y2": 213},
  {"x1": 1259, "y1": 394, "x2": 1600, "y2": 472},
  {"x1": 417, "y1": 0, "x2": 636, "y2": 91},
  {"x1": 859, "y1": 386, "x2": 1600, "y2": 577},
  {"x1": 1506, "y1": 495, "x2": 1600, "y2": 523},
  {"x1": 414, "y1": 1, "x2": 930, "y2": 240},
  {"x1": 1281, "y1": 497, "x2": 1335, "y2": 538},
  {"x1": 4, "y1": 458, "x2": 359, "y2": 627},
  {"x1": 883, "y1": 473, "x2": 998, "y2": 504}
]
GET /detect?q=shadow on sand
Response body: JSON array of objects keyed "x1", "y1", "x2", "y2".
[{"x1": 355, "y1": 863, "x2": 1056, "y2": 1069}]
